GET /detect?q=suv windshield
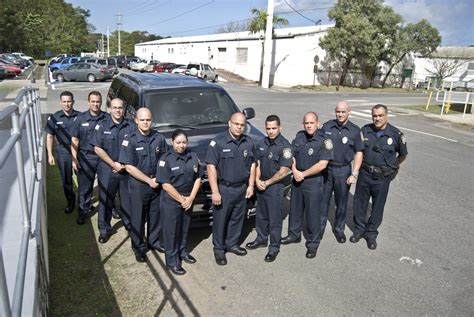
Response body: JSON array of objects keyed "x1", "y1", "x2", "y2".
[{"x1": 144, "y1": 89, "x2": 236, "y2": 130}]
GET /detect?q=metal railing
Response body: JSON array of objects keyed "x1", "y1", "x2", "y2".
[{"x1": 0, "y1": 87, "x2": 44, "y2": 317}]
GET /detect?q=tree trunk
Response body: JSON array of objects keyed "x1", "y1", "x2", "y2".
[
  {"x1": 382, "y1": 53, "x2": 406, "y2": 88},
  {"x1": 339, "y1": 58, "x2": 351, "y2": 86}
]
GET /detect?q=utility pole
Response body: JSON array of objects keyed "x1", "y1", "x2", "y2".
[
  {"x1": 107, "y1": 27, "x2": 110, "y2": 57},
  {"x1": 261, "y1": 0, "x2": 274, "y2": 89},
  {"x1": 101, "y1": 33, "x2": 105, "y2": 57},
  {"x1": 116, "y1": 13, "x2": 122, "y2": 56}
]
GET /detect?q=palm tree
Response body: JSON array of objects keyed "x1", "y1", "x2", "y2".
[{"x1": 249, "y1": 8, "x2": 289, "y2": 85}]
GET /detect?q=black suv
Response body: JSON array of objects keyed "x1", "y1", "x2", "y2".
[{"x1": 107, "y1": 72, "x2": 269, "y2": 225}]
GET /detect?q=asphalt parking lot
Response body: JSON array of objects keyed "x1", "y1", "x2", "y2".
[{"x1": 41, "y1": 77, "x2": 474, "y2": 316}]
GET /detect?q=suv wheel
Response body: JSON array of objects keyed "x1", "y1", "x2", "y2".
[
  {"x1": 212, "y1": 75, "x2": 218, "y2": 83},
  {"x1": 87, "y1": 74, "x2": 96, "y2": 82},
  {"x1": 56, "y1": 73, "x2": 64, "y2": 82}
]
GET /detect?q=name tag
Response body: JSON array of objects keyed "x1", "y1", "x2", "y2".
[
  {"x1": 104, "y1": 131, "x2": 112, "y2": 134},
  {"x1": 222, "y1": 149, "x2": 231, "y2": 152},
  {"x1": 135, "y1": 147, "x2": 144, "y2": 151},
  {"x1": 171, "y1": 166, "x2": 180, "y2": 171},
  {"x1": 56, "y1": 121, "x2": 63, "y2": 125},
  {"x1": 325, "y1": 132, "x2": 332, "y2": 135},
  {"x1": 259, "y1": 147, "x2": 264, "y2": 151},
  {"x1": 81, "y1": 123, "x2": 89, "y2": 127}
]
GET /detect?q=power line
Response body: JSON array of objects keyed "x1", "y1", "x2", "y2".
[
  {"x1": 138, "y1": 0, "x2": 215, "y2": 29},
  {"x1": 283, "y1": 0, "x2": 321, "y2": 25},
  {"x1": 126, "y1": 0, "x2": 172, "y2": 17},
  {"x1": 121, "y1": 0, "x2": 158, "y2": 16}
]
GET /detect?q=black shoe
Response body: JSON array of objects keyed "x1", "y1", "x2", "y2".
[
  {"x1": 148, "y1": 244, "x2": 165, "y2": 253},
  {"x1": 111, "y1": 208, "x2": 121, "y2": 219},
  {"x1": 246, "y1": 241, "x2": 267, "y2": 250},
  {"x1": 280, "y1": 236, "x2": 301, "y2": 245},
  {"x1": 306, "y1": 249, "x2": 318, "y2": 259},
  {"x1": 319, "y1": 229, "x2": 325, "y2": 240},
  {"x1": 227, "y1": 246, "x2": 247, "y2": 256},
  {"x1": 182, "y1": 254, "x2": 197, "y2": 264},
  {"x1": 76, "y1": 214, "x2": 87, "y2": 225},
  {"x1": 98, "y1": 233, "x2": 110, "y2": 243},
  {"x1": 264, "y1": 252, "x2": 278, "y2": 262},
  {"x1": 214, "y1": 254, "x2": 227, "y2": 266},
  {"x1": 168, "y1": 265, "x2": 187, "y2": 275},
  {"x1": 367, "y1": 239, "x2": 377, "y2": 250},
  {"x1": 135, "y1": 253, "x2": 147, "y2": 263},
  {"x1": 335, "y1": 233, "x2": 347, "y2": 243},
  {"x1": 65, "y1": 205, "x2": 74, "y2": 214},
  {"x1": 88, "y1": 206, "x2": 95, "y2": 214},
  {"x1": 350, "y1": 232, "x2": 364, "y2": 243}
]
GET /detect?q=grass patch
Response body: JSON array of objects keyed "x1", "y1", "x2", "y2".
[
  {"x1": 404, "y1": 103, "x2": 471, "y2": 115},
  {"x1": 46, "y1": 164, "x2": 121, "y2": 315}
]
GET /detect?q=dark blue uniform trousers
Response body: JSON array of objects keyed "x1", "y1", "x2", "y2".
[
  {"x1": 287, "y1": 177, "x2": 324, "y2": 251},
  {"x1": 161, "y1": 193, "x2": 191, "y2": 267},
  {"x1": 97, "y1": 163, "x2": 131, "y2": 235},
  {"x1": 321, "y1": 165, "x2": 351, "y2": 235},
  {"x1": 212, "y1": 184, "x2": 247, "y2": 256},
  {"x1": 56, "y1": 145, "x2": 75, "y2": 208},
  {"x1": 77, "y1": 151, "x2": 99, "y2": 217},
  {"x1": 128, "y1": 178, "x2": 161, "y2": 255},
  {"x1": 255, "y1": 183, "x2": 284, "y2": 254},
  {"x1": 353, "y1": 170, "x2": 391, "y2": 240}
]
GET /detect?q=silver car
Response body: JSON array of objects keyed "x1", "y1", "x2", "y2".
[
  {"x1": 185, "y1": 63, "x2": 218, "y2": 82},
  {"x1": 53, "y1": 63, "x2": 115, "y2": 82}
]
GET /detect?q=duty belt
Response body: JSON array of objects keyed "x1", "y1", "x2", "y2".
[
  {"x1": 362, "y1": 163, "x2": 392, "y2": 176},
  {"x1": 218, "y1": 180, "x2": 246, "y2": 187},
  {"x1": 329, "y1": 161, "x2": 350, "y2": 168}
]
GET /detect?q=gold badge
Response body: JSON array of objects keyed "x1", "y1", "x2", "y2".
[
  {"x1": 324, "y1": 139, "x2": 333, "y2": 150},
  {"x1": 283, "y1": 148, "x2": 292, "y2": 159}
]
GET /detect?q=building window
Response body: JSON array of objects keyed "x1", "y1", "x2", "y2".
[{"x1": 236, "y1": 48, "x2": 248, "y2": 64}]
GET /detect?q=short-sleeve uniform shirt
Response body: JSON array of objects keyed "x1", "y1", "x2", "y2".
[{"x1": 256, "y1": 134, "x2": 292, "y2": 181}]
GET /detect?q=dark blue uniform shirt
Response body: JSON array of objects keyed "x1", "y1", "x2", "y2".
[
  {"x1": 70, "y1": 110, "x2": 108, "y2": 151},
  {"x1": 292, "y1": 130, "x2": 333, "y2": 173},
  {"x1": 206, "y1": 131, "x2": 256, "y2": 184},
  {"x1": 322, "y1": 119, "x2": 363, "y2": 164},
  {"x1": 156, "y1": 150, "x2": 204, "y2": 195},
  {"x1": 118, "y1": 130, "x2": 169, "y2": 176},
  {"x1": 360, "y1": 123, "x2": 408, "y2": 167},
  {"x1": 45, "y1": 109, "x2": 79, "y2": 147},
  {"x1": 91, "y1": 117, "x2": 136, "y2": 162},
  {"x1": 257, "y1": 134, "x2": 292, "y2": 181}
]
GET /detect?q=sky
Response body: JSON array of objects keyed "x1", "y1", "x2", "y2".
[{"x1": 66, "y1": 0, "x2": 474, "y2": 46}]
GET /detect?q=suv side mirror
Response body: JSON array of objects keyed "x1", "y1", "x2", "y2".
[{"x1": 242, "y1": 107, "x2": 255, "y2": 120}]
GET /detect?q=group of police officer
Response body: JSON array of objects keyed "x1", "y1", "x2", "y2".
[{"x1": 46, "y1": 90, "x2": 407, "y2": 276}]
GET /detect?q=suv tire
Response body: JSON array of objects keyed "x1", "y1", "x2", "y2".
[
  {"x1": 87, "y1": 74, "x2": 96, "y2": 82},
  {"x1": 56, "y1": 73, "x2": 64, "y2": 82}
]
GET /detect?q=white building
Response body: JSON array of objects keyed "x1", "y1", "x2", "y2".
[{"x1": 135, "y1": 25, "x2": 331, "y2": 87}]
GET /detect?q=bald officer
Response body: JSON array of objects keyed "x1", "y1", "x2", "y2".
[
  {"x1": 320, "y1": 101, "x2": 363, "y2": 243},
  {"x1": 351, "y1": 104, "x2": 407, "y2": 250}
]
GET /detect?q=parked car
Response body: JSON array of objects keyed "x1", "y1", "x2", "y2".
[
  {"x1": 125, "y1": 56, "x2": 140, "y2": 69},
  {"x1": 0, "y1": 54, "x2": 30, "y2": 69},
  {"x1": 0, "y1": 60, "x2": 22, "y2": 75},
  {"x1": 106, "y1": 72, "x2": 290, "y2": 225},
  {"x1": 143, "y1": 60, "x2": 160, "y2": 72},
  {"x1": 50, "y1": 54, "x2": 76, "y2": 64},
  {"x1": 49, "y1": 57, "x2": 81, "y2": 71},
  {"x1": 53, "y1": 62, "x2": 115, "y2": 82},
  {"x1": 129, "y1": 58, "x2": 150, "y2": 72},
  {"x1": 81, "y1": 57, "x2": 119, "y2": 75},
  {"x1": 185, "y1": 63, "x2": 218, "y2": 82},
  {"x1": 171, "y1": 65, "x2": 187, "y2": 74},
  {"x1": 11, "y1": 52, "x2": 34, "y2": 64},
  {"x1": 153, "y1": 62, "x2": 177, "y2": 73},
  {"x1": 116, "y1": 55, "x2": 137, "y2": 68}
]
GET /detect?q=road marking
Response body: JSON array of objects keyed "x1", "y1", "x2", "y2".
[
  {"x1": 350, "y1": 110, "x2": 395, "y2": 118},
  {"x1": 400, "y1": 256, "x2": 423, "y2": 267},
  {"x1": 345, "y1": 99, "x2": 369, "y2": 102}
]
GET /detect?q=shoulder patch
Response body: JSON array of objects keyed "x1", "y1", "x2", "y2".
[
  {"x1": 282, "y1": 148, "x2": 292, "y2": 159},
  {"x1": 159, "y1": 160, "x2": 165, "y2": 167},
  {"x1": 324, "y1": 139, "x2": 334, "y2": 150},
  {"x1": 122, "y1": 140, "x2": 129, "y2": 147},
  {"x1": 401, "y1": 133, "x2": 407, "y2": 144},
  {"x1": 210, "y1": 140, "x2": 216, "y2": 147}
]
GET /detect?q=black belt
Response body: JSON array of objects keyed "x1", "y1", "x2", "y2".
[
  {"x1": 81, "y1": 150, "x2": 97, "y2": 155},
  {"x1": 218, "y1": 180, "x2": 246, "y2": 187},
  {"x1": 329, "y1": 161, "x2": 350, "y2": 168},
  {"x1": 362, "y1": 163, "x2": 392, "y2": 176}
]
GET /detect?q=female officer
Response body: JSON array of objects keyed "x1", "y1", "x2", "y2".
[{"x1": 156, "y1": 129, "x2": 203, "y2": 275}]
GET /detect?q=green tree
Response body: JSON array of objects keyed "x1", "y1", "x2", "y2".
[{"x1": 380, "y1": 19, "x2": 441, "y2": 88}]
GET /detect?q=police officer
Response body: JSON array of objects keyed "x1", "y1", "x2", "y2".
[
  {"x1": 157, "y1": 129, "x2": 203, "y2": 275},
  {"x1": 45, "y1": 91, "x2": 79, "y2": 213},
  {"x1": 92, "y1": 98, "x2": 135, "y2": 243},
  {"x1": 71, "y1": 91, "x2": 108, "y2": 225},
  {"x1": 119, "y1": 107, "x2": 169, "y2": 262},
  {"x1": 246, "y1": 115, "x2": 292, "y2": 262},
  {"x1": 350, "y1": 104, "x2": 407, "y2": 250},
  {"x1": 206, "y1": 112, "x2": 256, "y2": 266},
  {"x1": 320, "y1": 101, "x2": 363, "y2": 243},
  {"x1": 280, "y1": 112, "x2": 333, "y2": 258}
]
